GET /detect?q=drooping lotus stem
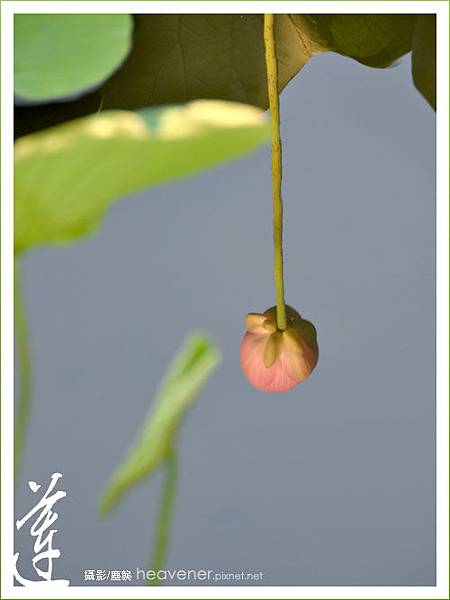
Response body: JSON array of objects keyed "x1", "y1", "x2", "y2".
[
  {"x1": 239, "y1": 15, "x2": 319, "y2": 392},
  {"x1": 264, "y1": 13, "x2": 287, "y2": 331},
  {"x1": 14, "y1": 259, "x2": 32, "y2": 479}
]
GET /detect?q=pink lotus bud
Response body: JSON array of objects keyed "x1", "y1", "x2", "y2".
[{"x1": 240, "y1": 305, "x2": 318, "y2": 392}]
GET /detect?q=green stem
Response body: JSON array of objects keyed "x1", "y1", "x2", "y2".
[
  {"x1": 14, "y1": 258, "x2": 32, "y2": 481},
  {"x1": 149, "y1": 448, "x2": 178, "y2": 584},
  {"x1": 264, "y1": 13, "x2": 287, "y2": 331}
]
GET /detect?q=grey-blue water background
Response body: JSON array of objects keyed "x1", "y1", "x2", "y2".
[{"x1": 15, "y1": 51, "x2": 435, "y2": 585}]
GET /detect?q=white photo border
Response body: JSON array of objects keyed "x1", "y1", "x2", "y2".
[{"x1": 1, "y1": 2, "x2": 448, "y2": 599}]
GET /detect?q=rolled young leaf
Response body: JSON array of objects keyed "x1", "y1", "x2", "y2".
[{"x1": 98, "y1": 334, "x2": 220, "y2": 515}]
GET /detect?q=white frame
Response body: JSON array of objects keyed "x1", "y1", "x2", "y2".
[{"x1": 1, "y1": 2, "x2": 448, "y2": 599}]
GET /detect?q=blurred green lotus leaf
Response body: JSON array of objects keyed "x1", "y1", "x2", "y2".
[
  {"x1": 412, "y1": 15, "x2": 436, "y2": 109},
  {"x1": 98, "y1": 333, "x2": 220, "y2": 516},
  {"x1": 15, "y1": 14, "x2": 434, "y2": 138},
  {"x1": 14, "y1": 100, "x2": 270, "y2": 252},
  {"x1": 14, "y1": 14, "x2": 133, "y2": 101}
]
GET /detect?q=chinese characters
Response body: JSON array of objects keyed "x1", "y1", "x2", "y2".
[{"x1": 14, "y1": 473, "x2": 69, "y2": 586}]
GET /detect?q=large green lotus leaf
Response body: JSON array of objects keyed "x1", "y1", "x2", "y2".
[
  {"x1": 14, "y1": 101, "x2": 270, "y2": 252},
  {"x1": 98, "y1": 14, "x2": 307, "y2": 110},
  {"x1": 98, "y1": 333, "x2": 220, "y2": 515},
  {"x1": 14, "y1": 14, "x2": 133, "y2": 101},
  {"x1": 411, "y1": 15, "x2": 436, "y2": 109},
  {"x1": 14, "y1": 14, "x2": 305, "y2": 136},
  {"x1": 295, "y1": 14, "x2": 416, "y2": 67},
  {"x1": 15, "y1": 14, "x2": 423, "y2": 138}
]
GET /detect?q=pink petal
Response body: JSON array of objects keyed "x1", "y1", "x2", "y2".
[{"x1": 240, "y1": 332, "x2": 298, "y2": 392}]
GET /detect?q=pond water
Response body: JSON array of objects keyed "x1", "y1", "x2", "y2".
[{"x1": 15, "y1": 51, "x2": 435, "y2": 586}]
